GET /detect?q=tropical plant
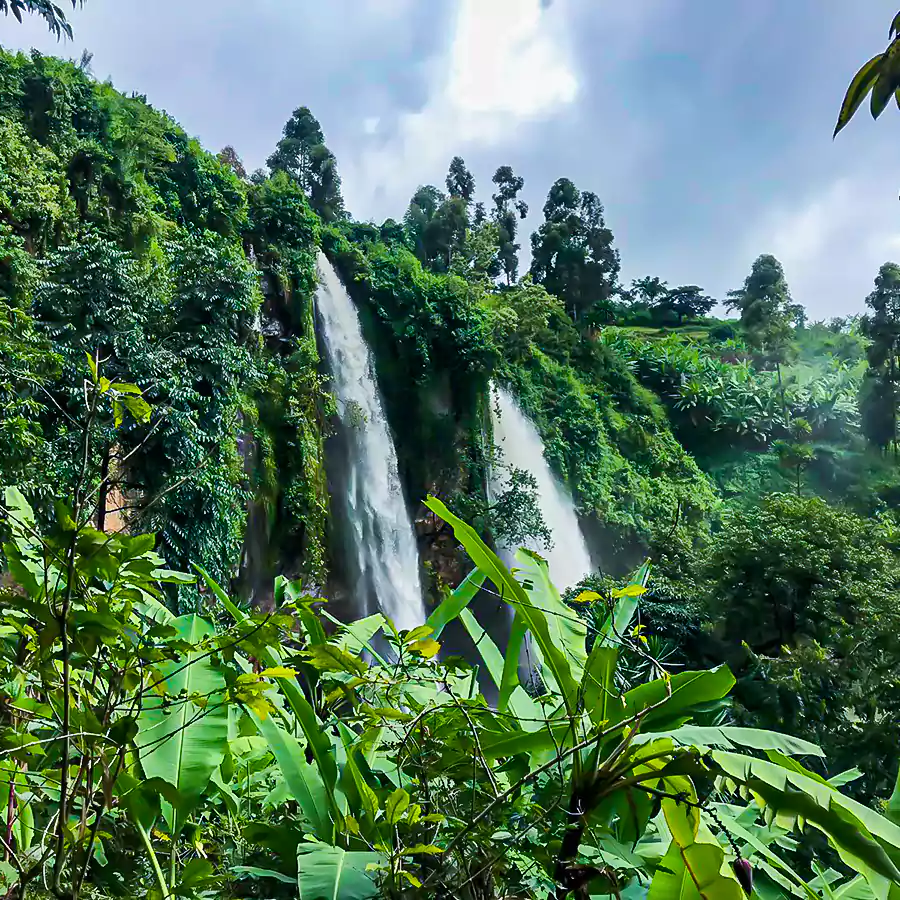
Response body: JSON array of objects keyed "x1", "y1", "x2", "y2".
[
  {"x1": 0, "y1": 0, "x2": 82, "y2": 38},
  {"x1": 207, "y1": 496, "x2": 900, "y2": 899},
  {"x1": 4, "y1": 364, "x2": 900, "y2": 899},
  {"x1": 861, "y1": 262, "x2": 900, "y2": 454},
  {"x1": 835, "y1": 10, "x2": 900, "y2": 136},
  {"x1": 268, "y1": 106, "x2": 345, "y2": 223},
  {"x1": 491, "y1": 164, "x2": 529, "y2": 285}
]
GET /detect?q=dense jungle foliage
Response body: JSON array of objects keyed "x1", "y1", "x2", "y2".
[{"x1": 3, "y1": 4, "x2": 900, "y2": 898}]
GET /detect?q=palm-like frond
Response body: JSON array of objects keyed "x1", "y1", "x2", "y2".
[{"x1": 0, "y1": 0, "x2": 83, "y2": 39}]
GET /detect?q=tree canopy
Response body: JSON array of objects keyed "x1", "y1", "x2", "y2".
[
  {"x1": 491, "y1": 164, "x2": 528, "y2": 285},
  {"x1": 268, "y1": 105, "x2": 344, "y2": 222},
  {"x1": 530, "y1": 177, "x2": 620, "y2": 322}
]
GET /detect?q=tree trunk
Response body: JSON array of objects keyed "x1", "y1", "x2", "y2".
[
  {"x1": 891, "y1": 343, "x2": 898, "y2": 459},
  {"x1": 95, "y1": 446, "x2": 110, "y2": 532},
  {"x1": 551, "y1": 791, "x2": 586, "y2": 900},
  {"x1": 775, "y1": 361, "x2": 787, "y2": 420}
]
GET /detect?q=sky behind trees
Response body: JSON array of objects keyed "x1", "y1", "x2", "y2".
[{"x1": 5, "y1": 0, "x2": 900, "y2": 317}]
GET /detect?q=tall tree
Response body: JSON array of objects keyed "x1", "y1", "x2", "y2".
[
  {"x1": 426, "y1": 197, "x2": 469, "y2": 272},
  {"x1": 267, "y1": 106, "x2": 344, "y2": 222},
  {"x1": 861, "y1": 262, "x2": 900, "y2": 453},
  {"x1": 727, "y1": 254, "x2": 799, "y2": 412},
  {"x1": 662, "y1": 284, "x2": 716, "y2": 326},
  {"x1": 530, "y1": 177, "x2": 620, "y2": 322},
  {"x1": 0, "y1": 0, "x2": 82, "y2": 38},
  {"x1": 705, "y1": 492, "x2": 900, "y2": 801},
  {"x1": 491, "y1": 165, "x2": 528, "y2": 285},
  {"x1": 726, "y1": 255, "x2": 796, "y2": 353},
  {"x1": 404, "y1": 182, "x2": 469, "y2": 272},
  {"x1": 445, "y1": 156, "x2": 475, "y2": 205},
  {"x1": 404, "y1": 184, "x2": 444, "y2": 266},
  {"x1": 629, "y1": 276, "x2": 669, "y2": 306}
]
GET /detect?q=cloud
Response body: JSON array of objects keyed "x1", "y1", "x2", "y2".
[
  {"x1": 737, "y1": 169, "x2": 900, "y2": 319},
  {"x1": 1, "y1": 0, "x2": 443, "y2": 178},
  {"x1": 341, "y1": 0, "x2": 579, "y2": 220}
]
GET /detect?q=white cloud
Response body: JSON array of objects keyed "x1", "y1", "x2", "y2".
[
  {"x1": 767, "y1": 179, "x2": 855, "y2": 268},
  {"x1": 342, "y1": 0, "x2": 579, "y2": 219},
  {"x1": 446, "y1": 0, "x2": 578, "y2": 120},
  {"x1": 737, "y1": 171, "x2": 900, "y2": 319}
]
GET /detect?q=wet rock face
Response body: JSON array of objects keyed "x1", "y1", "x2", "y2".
[{"x1": 414, "y1": 480, "x2": 470, "y2": 605}]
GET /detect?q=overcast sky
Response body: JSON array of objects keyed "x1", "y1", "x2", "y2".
[{"x1": 4, "y1": 0, "x2": 900, "y2": 318}]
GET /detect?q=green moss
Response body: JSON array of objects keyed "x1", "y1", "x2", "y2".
[{"x1": 244, "y1": 177, "x2": 329, "y2": 585}]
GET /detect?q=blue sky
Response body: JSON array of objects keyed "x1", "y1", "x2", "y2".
[{"x1": 4, "y1": 0, "x2": 900, "y2": 318}]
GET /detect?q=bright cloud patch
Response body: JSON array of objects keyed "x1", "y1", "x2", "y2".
[
  {"x1": 739, "y1": 173, "x2": 900, "y2": 318},
  {"x1": 447, "y1": 0, "x2": 578, "y2": 120},
  {"x1": 343, "y1": 0, "x2": 578, "y2": 219}
]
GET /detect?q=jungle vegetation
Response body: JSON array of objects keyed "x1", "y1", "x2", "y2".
[{"x1": 1, "y1": 5, "x2": 900, "y2": 899}]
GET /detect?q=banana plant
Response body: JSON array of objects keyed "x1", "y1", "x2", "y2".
[
  {"x1": 412, "y1": 496, "x2": 900, "y2": 899},
  {"x1": 155, "y1": 500, "x2": 900, "y2": 900}
]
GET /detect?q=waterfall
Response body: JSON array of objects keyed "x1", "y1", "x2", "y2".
[
  {"x1": 315, "y1": 252, "x2": 424, "y2": 631},
  {"x1": 489, "y1": 384, "x2": 592, "y2": 591}
]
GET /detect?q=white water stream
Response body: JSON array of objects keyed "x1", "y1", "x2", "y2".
[
  {"x1": 489, "y1": 384, "x2": 592, "y2": 591},
  {"x1": 316, "y1": 253, "x2": 424, "y2": 630}
]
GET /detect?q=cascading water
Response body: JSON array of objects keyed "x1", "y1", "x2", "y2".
[
  {"x1": 315, "y1": 252, "x2": 424, "y2": 631},
  {"x1": 489, "y1": 384, "x2": 593, "y2": 590}
]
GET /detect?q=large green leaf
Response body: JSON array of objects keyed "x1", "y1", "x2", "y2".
[
  {"x1": 712, "y1": 751, "x2": 900, "y2": 887},
  {"x1": 232, "y1": 866, "x2": 296, "y2": 885},
  {"x1": 887, "y1": 763, "x2": 900, "y2": 828},
  {"x1": 480, "y1": 721, "x2": 574, "y2": 760},
  {"x1": 582, "y1": 645, "x2": 618, "y2": 727},
  {"x1": 835, "y1": 54, "x2": 884, "y2": 135},
  {"x1": 424, "y1": 497, "x2": 580, "y2": 714},
  {"x1": 329, "y1": 613, "x2": 387, "y2": 659},
  {"x1": 459, "y1": 605, "x2": 540, "y2": 725},
  {"x1": 2, "y1": 486, "x2": 43, "y2": 596},
  {"x1": 250, "y1": 711, "x2": 333, "y2": 842},
  {"x1": 514, "y1": 548, "x2": 587, "y2": 677},
  {"x1": 716, "y1": 808, "x2": 819, "y2": 900},
  {"x1": 427, "y1": 568, "x2": 487, "y2": 638},
  {"x1": 197, "y1": 565, "x2": 340, "y2": 812},
  {"x1": 137, "y1": 615, "x2": 228, "y2": 826},
  {"x1": 458, "y1": 606, "x2": 504, "y2": 690},
  {"x1": 613, "y1": 666, "x2": 735, "y2": 732},
  {"x1": 337, "y1": 722, "x2": 380, "y2": 836},
  {"x1": 649, "y1": 800, "x2": 744, "y2": 900},
  {"x1": 631, "y1": 725, "x2": 823, "y2": 758},
  {"x1": 132, "y1": 590, "x2": 176, "y2": 625},
  {"x1": 835, "y1": 876, "x2": 878, "y2": 899},
  {"x1": 871, "y1": 42, "x2": 900, "y2": 120},
  {"x1": 296, "y1": 844, "x2": 381, "y2": 900},
  {"x1": 499, "y1": 610, "x2": 528, "y2": 713}
]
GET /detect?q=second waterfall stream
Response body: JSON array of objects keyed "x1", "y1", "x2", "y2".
[
  {"x1": 315, "y1": 252, "x2": 425, "y2": 631},
  {"x1": 489, "y1": 384, "x2": 593, "y2": 590}
]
